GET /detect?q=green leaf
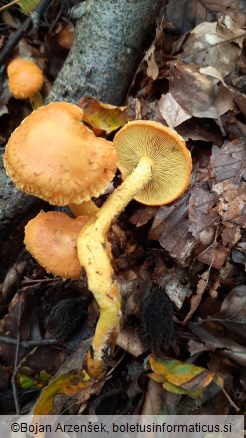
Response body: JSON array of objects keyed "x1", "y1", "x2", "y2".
[
  {"x1": 149, "y1": 355, "x2": 215, "y2": 399},
  {"x1": 18, "y1": 0, "x2": 40, "y2": 15},
  {"x1": 39, "y1": 370, "x2": 50, "y2": 382},
  {"x1": 19, "y1": 376, "x2": 35, "y2": 390},
  {"x1": 34, "y1": 370, "x2": 94, "y2": 414},
  {"x1": 163, "y1": 380, "x2": 204, "y2": 399}
]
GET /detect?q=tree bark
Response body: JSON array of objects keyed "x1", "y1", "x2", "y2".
[{"x1": 47, "y1": 0, "x2": 163, "y2": 105}]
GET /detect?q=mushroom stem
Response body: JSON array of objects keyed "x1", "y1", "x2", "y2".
[
  {"x1": 29, "y1": 91, "x2": 43, "y2": 110},
  {"x1": 69, "y1": 200, "x2": 99, "y2": 218},
  {"x1": 77, "y1": 156, "x2": 154, "y2": 378}
]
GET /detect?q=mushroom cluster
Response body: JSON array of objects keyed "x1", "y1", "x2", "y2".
[{"x1": 4, "y1": 102, "x2": 192, "y2": 379}]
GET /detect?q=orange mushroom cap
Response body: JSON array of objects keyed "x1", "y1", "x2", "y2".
[
  {"x1": 4, "y1": 102, "x2": 117, "y2": 205},
  {"x1": 24, "y1": 211, "x2": 89, "y2": 279},
  {"x1": 7, "y1": 58, "x2": 44, "y2": 99},
  {"x1": 58, "y1": 22, "x2": 74, "y2": 50},
  {"x1": 113, "y1": 120, "x2": 192, "y2": 206}
]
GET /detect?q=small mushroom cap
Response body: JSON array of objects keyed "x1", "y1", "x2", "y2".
[
  {"x1": 113, "y1": 120, "x2": 192, "y2": 206},
  {"x1": 7, "y1": 58, "x2": 44, "y2": 99},
  {"x1": 24, "y1": 211, "x2": 89, "y2": 279},
  {"x1": 58, "y1": 22, "x2": 74, "y2": 50},
  {"x1": 4, "y1": 102, "x2": 117, "y2": 205}
]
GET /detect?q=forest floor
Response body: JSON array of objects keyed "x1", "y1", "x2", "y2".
[{"x1": 0, "y1": 0, "x2": 245, "y2": 416}]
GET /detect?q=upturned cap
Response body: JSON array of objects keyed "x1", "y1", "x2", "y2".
[{"x1": 113, "y1": 120, "x2": 192, "y2": 206}]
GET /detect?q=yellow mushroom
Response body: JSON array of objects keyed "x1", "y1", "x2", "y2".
[
  {"x1": 69, "y1": 200, "x2": 99, "y2": 218},
  {"x1": 77, "y1": 120, "x2": 192, "y2": 378},
  {"x1": 115, "y1": 121, "x2": 192, "y2": 205}
]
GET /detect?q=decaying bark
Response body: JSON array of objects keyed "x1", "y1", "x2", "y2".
[{"x1": 47, "y1": 0, "x2": 163, "y2": 105}]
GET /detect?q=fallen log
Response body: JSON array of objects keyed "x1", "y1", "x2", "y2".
[{"x1": 47, "y1": 0, "x2": 163, "y2": 104}]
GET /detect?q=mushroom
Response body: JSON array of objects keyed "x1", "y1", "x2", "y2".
[
  {"x1": 4, "y1": 102, "x2": 117, "y2": 207},
  {"x1": 25, "y1": 211, "x2": 89, "y2": 279},
  {"x1": 77, "y1": 120, "x2": 192, "y2": 378},
  {"x1": 58, "y1": 21, "x2": 74, "y2": 50},
  {"x1": 69, "y1": 200, "x2": 99, "y2": 218},
  {"x1": 7, "y1": 58, "x2": 44, "y2": 109},
  {"x1": 114, "y1": 120, "x2": 192, "y2": 205}
]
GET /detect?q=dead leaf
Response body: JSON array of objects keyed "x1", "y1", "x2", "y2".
[
  {"x1": 197, "y1": 243, "x2": 228, "y2": 269},
  {"x1": 166, "y1": 0, "x2": 246, "y2": 33},
  {"x1": 116, "y1": 327, "x2": 145, "y2": 357},
  {"x1": 213, "y1": 181, "x2": 246, "y2": 228},
  {"x1": 233, "y1": 91, "x2": 246, "y2": 118},
  {"x1": 189, "y1": 323, "x2": 246, "y2": 366},
  {"x1": 182, "y1": 269, "x2": 210, "y2": 324},
  {"x1": 221, "y1": 226, "x2": 241, "y2": 247},
  {"x1": 170, "y1": 61, "x2": 233, "y2": 119},
  {"x1": 158, "y1": 93, "x2": 191, "y2": 128},
  {"x1": 177, "y1": 118, "x2": 223, "y2": 144},
  {"x1": 144, "y1": 44, "x2": 159, "y2": 80},
  {"x1": 129, "y1": 205, "x2": 158, "y2": 227},
  {"x1": 182, "y1": 16, "x2": 245, "y2": 77},
  {"x1": 188, "y1": 184, "x2": 218, "y2": 240},
  {"x1": 149, "y1": 192, "x2": 195, "y2": 266},
  {"x1": 231, "y1": 242, "x2": 246, "y2": 266},
  {"x1": 208, "y1": 285, "x2": 246, "y2": 339},
  {"x1": 199, "y1": 66, "x2": 226, "y2": 86},
  {"x1": 210, "y1": 139, "x2": 246, "y2": 182},
  {"x1": 136, "y1": 21, "x2": 166, "y2": 84},
  {"x1": 141, "y1": 379, "x2": 164, "y2": 415},
  {"x1": 78, "y1": 97, "x2": 133, "y2": 134},
  {"x1": 165, "y1": 279, "x2": 192, "y2": 309}
]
